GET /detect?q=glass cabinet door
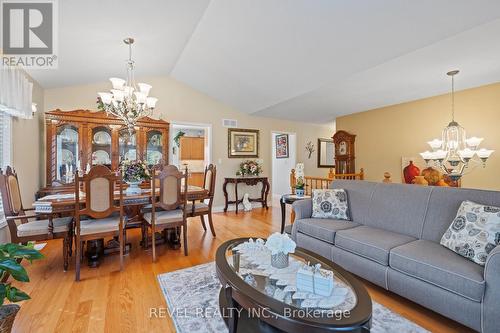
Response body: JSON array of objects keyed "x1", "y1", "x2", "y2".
[
  {"x1": 119, "y1": 128, "x2": 137, "y2": 162},
  {"x1": 91, "y1": 126, "x2": 112, "y2": 167},
  {"x1": 56, "y1": 125, "x2": 79, "y2": 183},
  {"x1": 146, "y1": 130, "x2": 163, "y2": 165}
]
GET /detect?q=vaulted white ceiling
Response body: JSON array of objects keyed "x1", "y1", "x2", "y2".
[{"x1": 29, "y1": 0, "x2": 500, "y2": 122}]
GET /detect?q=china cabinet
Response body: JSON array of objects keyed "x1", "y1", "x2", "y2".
[{"x1": 45, "y1": 109, "x2": 169, "y2": 185}]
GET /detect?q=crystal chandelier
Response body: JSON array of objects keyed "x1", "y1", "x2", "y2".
[
  {"x1": 97, "y1": 37, "x2": 158, "y2": 133},
  {"x1": 420, "y1": 70, "x2": 493, "y2": 181}
]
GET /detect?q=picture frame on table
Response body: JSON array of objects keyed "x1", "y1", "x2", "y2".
[
  {"x1": 228, "y1": 128, "x2": 259, "y2": 158},
  {"x1": 275, "y1": 134, "x2": 289, "y2": 159}
]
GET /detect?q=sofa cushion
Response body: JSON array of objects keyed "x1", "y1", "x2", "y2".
[
  {"x1": 312, "y1": 189, "x2": 350, "y2": 220},
  {"x1": 330, "y1": 180, "x2": 377, "y2": 225},
  {"x1": 440, "y1": 200, "x2": 500, "y2": 266},
  {"x1": 422, "y1": 186, "x2": 500, "y2": 243},
  {"x1": 365, "y1": 183, "x2": 432, "y2": 238},
  {"x1": 390, "y1": 239, "x2": 485, "y2": 302},
  {"x1": 335, "y1": 226, "x2": 415, "y2": 265},
  {"x1": 295, "y1": 218, "x2": 358, "y2": 244}
]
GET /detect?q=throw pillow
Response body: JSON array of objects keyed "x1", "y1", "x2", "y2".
[
  {"x1": 440, "y1": 200, "x2": 500, "y2": 266},
  {"x1": 311, "y1": 189, "x2": 350, "y2": 220}
]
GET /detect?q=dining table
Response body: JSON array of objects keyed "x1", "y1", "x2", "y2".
[{"x1": 33, "y1": 185, "x2": 208, "y2": 266}]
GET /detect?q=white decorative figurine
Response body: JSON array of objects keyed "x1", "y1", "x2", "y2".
[
  {"x1": 242, "y1": 193, "x2": 252, "y2": 211},
  {"x1": 295, "y1": 163, "x2": 305, "y2": 179}
]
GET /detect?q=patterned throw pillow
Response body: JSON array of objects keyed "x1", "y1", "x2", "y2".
[
  {"x1": 440, "y1": 200, "x2": 500, "y2": 266},
  {"x1": 311, "y1": 189, "x2": 350, "y2": 220}
]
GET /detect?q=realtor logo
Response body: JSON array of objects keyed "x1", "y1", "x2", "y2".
[{"x1": 1, "y1": 0, "x2": 58, "y2": 68}]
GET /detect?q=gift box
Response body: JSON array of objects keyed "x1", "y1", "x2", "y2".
[{"x1": 296, "y1": 264, "x2": 334, "y2": 297}]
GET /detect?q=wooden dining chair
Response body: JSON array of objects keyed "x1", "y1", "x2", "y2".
[
  {"x1": 143, "y1": 165, "x2": 188, "y2": 261},
  {"x1": 187, "y1": 164, "x2": 217, "y2": 237},
  {"x1": 74, "y1": 165, "x2": 125, "y2": 281},
  {"x1": 0, "y1": 166, "x2": 73, "y2": 270}
]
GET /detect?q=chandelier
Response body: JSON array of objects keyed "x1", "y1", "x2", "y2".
[
  {"x1": 420, "y1": 70, "x2": 493, "y2": 181},
  {"x1": 97, "y1": 37, "x2": 158, "y2": 132}
]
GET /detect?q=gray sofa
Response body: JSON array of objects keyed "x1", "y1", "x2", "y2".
[{"x1": 291, "y1": 180, "x2": 500, "y2": 332}]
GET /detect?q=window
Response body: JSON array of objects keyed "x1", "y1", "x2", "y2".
[{"x1": 0, "y1": 113, "x2": 12, "y2": 223}]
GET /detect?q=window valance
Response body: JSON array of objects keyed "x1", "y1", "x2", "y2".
[{"x1": 0, "y1": 67, "x2": 33, "y2": 119}]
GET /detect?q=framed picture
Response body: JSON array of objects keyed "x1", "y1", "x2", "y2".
[
  {"x1": 228, "y1": 128, "x2": 259, "y2": 158},
  {"x1": 275, "y1": 134, "x2": 289, "y2": 158}
]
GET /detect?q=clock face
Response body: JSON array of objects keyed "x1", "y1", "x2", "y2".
[{"x1": 339, "y1": 141, "x2": 347, "y2": 155}]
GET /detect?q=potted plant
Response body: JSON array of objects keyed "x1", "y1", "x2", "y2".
[
  {"x1": 0, "y1": 243, "x2": 43, "y2": 332},
  {"x1": 120, "y1": 160, "x2": 151, "y2": 195},
  {"x1": 295, "y1": 176, "x2": 305, "y2": 197}
]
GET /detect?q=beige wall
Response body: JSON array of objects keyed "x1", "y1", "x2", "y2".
[
  {"x1": 336, "y1": 82, "x2": 500, "y2": 190},
  {"x1": 11, "y1": 79, "x2": 45, "y2": 208},
  {"x1": 44, "y1": 76, "x2": 335, "y2": 208}
]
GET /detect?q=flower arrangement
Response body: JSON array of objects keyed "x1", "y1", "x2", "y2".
[
  {"x1": 120, "y1": 160, "x2": 151, "y2": 183},
  {"x1": 236, "y1": 160, "x2": 262, "y2": 176},
  {"x1": 265, "y1": 232, "x2": 296, "y2": 255}
]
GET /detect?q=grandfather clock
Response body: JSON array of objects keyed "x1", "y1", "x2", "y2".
[{"x1": 332, "y1": 130, "x2": 356, "y2": 174}]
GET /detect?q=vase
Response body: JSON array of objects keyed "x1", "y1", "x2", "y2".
[
  {"x1": 412, "y1": 175, "x2": 428, "y2": 186},
  {"x1": 403, "y1": 161, "x2": 420, "y2": 184},
  {"x1": 271, "y1": 252, "x2": 289, "y2": 269},
  {"x1": 296, "y1": 188, "x2": 304, "y2": 197},
  {"x1": 0, "y1": 304, "x2": 19, "y2": 333},
  {"x1": 126, "y1": 181, "x2": 142, "y2": 195}
]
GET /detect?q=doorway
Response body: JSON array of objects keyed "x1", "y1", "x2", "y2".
[
  {"x1": 169, "y1": 121, "x2": 212, "y2": 187},
  {"x1": 271, "y1": 132, "x2": 296, "y2": 200}
]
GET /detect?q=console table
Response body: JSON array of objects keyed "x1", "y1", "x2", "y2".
[{"x1": 222, "y1": 176, "x2": 270, "y2": 214}]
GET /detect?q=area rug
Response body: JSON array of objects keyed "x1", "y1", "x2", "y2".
[{"x1": 157, "y1": 262, "x2": 428, "y2": 333}]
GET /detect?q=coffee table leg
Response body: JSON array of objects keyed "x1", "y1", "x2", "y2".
[
  {"x1": 280, "y1": 198, "x2": 285, "y2": 233},
  {"x1": 225, "y1": 286, "x2": 239, "y2": 333}
]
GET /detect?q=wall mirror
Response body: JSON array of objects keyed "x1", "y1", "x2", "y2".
[{"x1": 317, "y1": 138, "x2": 335, "y2": 168}]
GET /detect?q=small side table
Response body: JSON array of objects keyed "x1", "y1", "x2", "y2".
[
  {"x1": 223, "y1": 176, "x2": 270, "y2": 214},
  {"x1": 280, "y1": 194, "x2": 311, "y2": 233}
]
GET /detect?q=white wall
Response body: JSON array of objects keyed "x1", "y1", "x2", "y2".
[{"x1": 271, "y1": 132, "x2": 296, "y2": 196}]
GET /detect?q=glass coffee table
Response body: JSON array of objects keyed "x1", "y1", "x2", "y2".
[{"x1": 215, "y1": 238, "x2": 372, "y2": 333}]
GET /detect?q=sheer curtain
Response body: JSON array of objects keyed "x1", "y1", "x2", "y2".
[{"x1": 0, "y1": 67, "x2": 33, "y2": 119}]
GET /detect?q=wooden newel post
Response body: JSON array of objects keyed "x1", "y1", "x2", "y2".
[{"x1": 290, "y1": 169, "x2": 296, "y2": 194}]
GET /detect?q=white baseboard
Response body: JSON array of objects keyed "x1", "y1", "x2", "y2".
[{"x1": 212, "y1": 201, "x2": 271, "y2": 213}]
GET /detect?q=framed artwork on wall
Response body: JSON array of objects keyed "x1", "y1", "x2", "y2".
[
  {"x1": 275, "y1": 134, "x2": 289, "y2": 158},
  {"x1": 228, "y1": 128, "x2": 259, "y2": 158}
]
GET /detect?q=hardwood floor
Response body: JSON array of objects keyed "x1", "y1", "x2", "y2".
[{"x1": 12, "y1": 206, "x2": 473, "y2": 333}]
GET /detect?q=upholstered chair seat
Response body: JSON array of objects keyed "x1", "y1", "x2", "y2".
[
  {"x1": 17, "y1": 217, "x2": 73, "y2": 237},
  {"x1": 143, "y1": 209, "x2": 184, "y2": 225},
  {"x1": 80, "y1": 216, "x2": 122, "y2": 236},
  {"x1": 186, "y1": 202, "x2": 209, "y2": 213}
]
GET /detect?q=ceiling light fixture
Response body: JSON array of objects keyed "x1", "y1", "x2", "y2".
[
  {"x1": 97, "y1": 37, "x2": 158, "y2": 133},
  {"x1": 420, "y1": 70, "x2": 493, "y2": 181}
]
